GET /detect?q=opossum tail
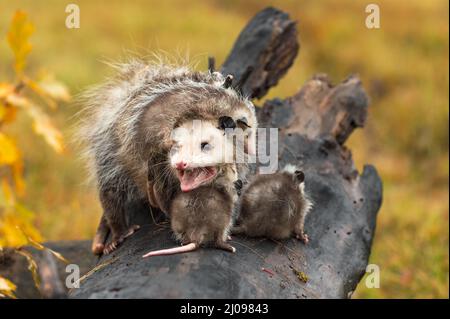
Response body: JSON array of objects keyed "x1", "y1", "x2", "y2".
[{"x1": 142, "y1": 243, "x2": 198, "y2": 258}]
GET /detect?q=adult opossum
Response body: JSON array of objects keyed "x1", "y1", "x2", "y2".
[
  {"x1": 233, "y1": 165, "x2": 313, "y2": 243},
  {"x1": 78, "y1": 59, "x2": 257, "y2": 255}
]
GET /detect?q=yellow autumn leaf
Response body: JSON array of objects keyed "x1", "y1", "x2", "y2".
[
  {"x1": 0, "y1": 276, "x2": 17, "y2": 299},
  {"x1": 39, "y1": 79, "x2": 71, "y2": 102},
  {"x1": 0, "y1": 104, "x2": 18, "y2": 124},
  {"x1": 5, "y1": 93, "x2": 65, "y2": 153},
  {"x1": 0, "y1": 204, "x2": 43, "y2": 247},
  {"x1": 7, "y1": 10, "x2": 34, "y2": 74},
  {"x1": 0, "y1": 83, "x2": 14, "y2": 99},
  {"x1": 0, "y1": 178, "x2": 15, "y2": 207},
  {"x1": 0, "y1": 104, "x2": 5, "y2": 122},
  {"x1": 14, "y1": 204, "x2": 43, "y2": 240},
  {"x1": 30, "y1": 107, "x2": 65, "y2": 153},
  {"x1": 23, "y1": 77, "x2": 57, "y2": 109},
  {"x1": 12, "y1": 160, "x2": 26, "y2": 196},
  {"x1": 0, "y1": 132, "x2": 20, "y2": 165},
  {"x1": 24, "y1": 75, "x2": 71, "y2": 109}
]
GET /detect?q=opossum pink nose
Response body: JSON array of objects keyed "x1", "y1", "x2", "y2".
[{"x1": 176, "y1": 162, "x2": 188, "y2": 170}]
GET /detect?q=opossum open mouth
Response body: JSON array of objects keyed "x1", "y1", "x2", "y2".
[{"x1": 177, "y1": 167, "x2": 217, "y2": 192}]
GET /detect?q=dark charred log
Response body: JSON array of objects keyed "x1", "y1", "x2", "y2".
[
  {"x1": 2, "y1": 6, "x2": 382, "y2": 299},
  {"x1": 221, "y1": 7, "x2": 299, "y2": 99}
]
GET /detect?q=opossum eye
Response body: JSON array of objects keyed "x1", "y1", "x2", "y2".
[
  {"x1": 218, "y1": 116, "x2": 236, "y2": 130},
  {"x1": 201, "y1": 142, "x2": 212, "y2": 152},
  {"x1": 169, "y1": 145, "x2": 179, "y2": 157},
  {"x1": 294, "y1": 170, "x2": 305, "y2": 183}
]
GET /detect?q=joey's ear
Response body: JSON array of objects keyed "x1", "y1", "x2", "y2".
[
  {"x1": 294, "y1": 170, "x2": 305, "y2": 183},
  {"x1": 223, "y1": 75, "x2": 234, "y2": 88},
  {"x1": 218, "y1": 116, "x2": 236, "y2": 130}
]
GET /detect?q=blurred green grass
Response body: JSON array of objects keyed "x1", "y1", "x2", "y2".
[{"x1": 0, "y1": 0, "x2": 448, "y2": 298}]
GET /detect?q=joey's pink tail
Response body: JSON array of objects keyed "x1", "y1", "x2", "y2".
[{"x1": 142, "y1": 243, "x2": 197, "y2": 258}]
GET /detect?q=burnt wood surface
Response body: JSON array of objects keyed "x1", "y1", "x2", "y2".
[
  {"x1": 5, "y1": 7, "x2": 382, "y2": 299},
  {"x1": 221, "y1": 7, "x2": 299, "y2": 99}
]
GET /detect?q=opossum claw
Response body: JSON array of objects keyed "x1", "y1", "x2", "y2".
[
  {"x1": 296, "y1": 232, "x2": 309, "y2": 244},
  {"x1": 103, "y1": 225, "x2": 141, "y2": 255},
  {"x1": 215, "y1": 241, "x2": 236, "y2": 253}
]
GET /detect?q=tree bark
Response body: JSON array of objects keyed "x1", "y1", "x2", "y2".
[
  {"x1": 65, "y1": 7, "x2": 382, "y2": 299},
  {"x1": 221, "y1": 7, "x2": 299, "y2": 99}
]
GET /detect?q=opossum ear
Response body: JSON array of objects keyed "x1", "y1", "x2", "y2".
[
  {"x1": 294, "y1": 170, "x2": 305, "y2": 183},
  {"x1": 223, "y1": 75, "x2": 234, "y2": 89},
  {"x1": 236, "y1": 117, "x2": 251, "y2": 129},
  {"x1": 208, "y1": 56, "x2": 215, "y2": 73},
  {"x1": 218, "y1": 116, "x2": 236, "y2": 130}
]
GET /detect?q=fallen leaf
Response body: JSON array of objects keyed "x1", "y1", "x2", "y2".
[{"x1": 291, "y1": 266, "x2": 308, "y2": 283}]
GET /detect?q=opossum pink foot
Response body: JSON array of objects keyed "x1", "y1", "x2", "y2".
[
  {"x1": 216, "y1": 242, "x2": 236, "y2": 253},
  {"x1": 103, "y1": 225, "x2": 141, "y2": 255},
  {"x1": 92, "y1": 243, "x2": 104, "y2": 255},
  {"x1": 296, "y1": 233, "x2": 309, "y2": 244},
  {"x1": 227, "y1": 235, "x2": 232, "y2": 241}
]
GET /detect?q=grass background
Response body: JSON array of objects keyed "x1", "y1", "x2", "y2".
[{"x1": 0, "y1": 0, "x2": 448, "y2": 298}]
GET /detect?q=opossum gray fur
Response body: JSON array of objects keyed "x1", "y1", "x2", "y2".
[
  {"x1": 233, "y1": 164, "x2": 313, "y2": 243},
  {"x1": 77, "y1": 58, "x2": 257, "y2": 255},
  {"x1": 142, "y1": 175, "x2": 239, "y2": 258}
]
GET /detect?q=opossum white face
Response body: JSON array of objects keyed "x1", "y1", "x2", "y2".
[{"x1": 169, "y1": 119, "x2": 236, "y2": 192}]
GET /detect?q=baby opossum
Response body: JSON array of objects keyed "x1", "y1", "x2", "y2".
[
  {"x1": 142, "y1": 181, "x2": 238, "y2": 258},
  {"x1": 78, "y1": 59, "x2": 257, "y2": 255},
  {"x1": 233, "y1": 165, "x2": 313, "y2": 243}
]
